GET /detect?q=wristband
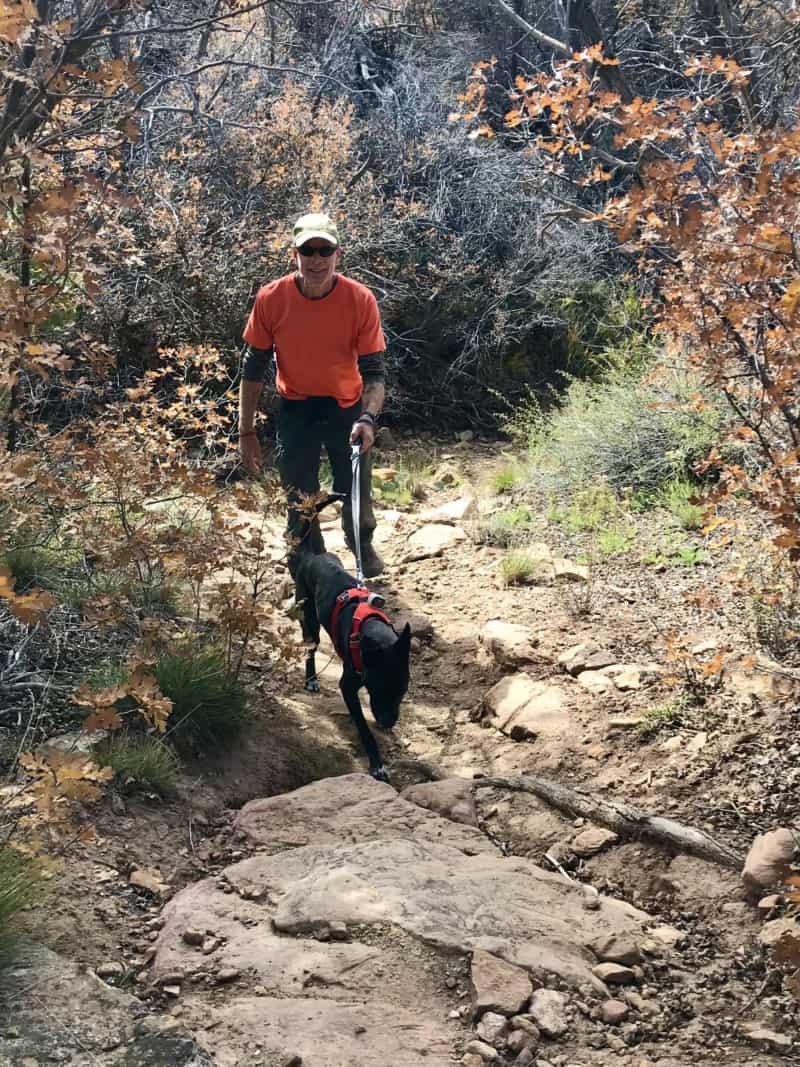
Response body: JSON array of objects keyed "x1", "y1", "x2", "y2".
[{"x1": 356, "y1": 412, "x2": 376, "y2": 426}]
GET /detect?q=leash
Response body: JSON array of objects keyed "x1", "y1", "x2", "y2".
[{"x1": 350, "y1": 442, "x2": 366, "y2": 588}]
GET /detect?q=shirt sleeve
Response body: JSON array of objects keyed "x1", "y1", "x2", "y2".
[
  {"x1": 356, "y1": 290, "x2": 385, "y2": 357},
  {"x1": 242, "y1": 346, "x2": 274, "y2": 383},
  {"x1": 358, "y1": 352, "x2": 386, "y2": 383},
  {"x1": 242, "y1": 290, "x2": 273, "y2": 349}
]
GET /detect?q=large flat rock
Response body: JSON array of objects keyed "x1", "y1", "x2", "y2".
[
  {"x1": 234, "y1": 771, "x2": 493, "y2": 855},
  {"x1": 0, "y1": 943, "x2": 217, "y2": 1066}
]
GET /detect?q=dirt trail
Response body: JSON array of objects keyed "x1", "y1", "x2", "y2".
[{"x1": 6, "y1": 441, "x2": 799, "y2": 1067}]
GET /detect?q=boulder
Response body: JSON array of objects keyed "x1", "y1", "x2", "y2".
[
  {"x1": 552, "y1": 558, "x2": 589, "y2": 583},
  {"x1": 403, "y1": 523, "x2": 467, "y2": 561},
  {"x1": 588, "y1": 934, "x2": 641, "y2": 966},
  {"x1": 742, "y1": 828, "x2": 796, "y2": 893},
  {"x1": 470, "y1": 949, "x2": 533, "y2": 1018},
  {"x1": 576, "y1": 670, "x2": 615, "y2": 694},
  {"x1": 422, "y1": 495, "x2": 478, "y2": 523},
  {"x1": 558, "y1": 643, "x2": 617, "y2": 676},
  {"x1": 480, "y1": 620, "x2": 539, "y2": 668},
  {"x1": 484, "y1": 675, "x2": 570, "y2": 741}
]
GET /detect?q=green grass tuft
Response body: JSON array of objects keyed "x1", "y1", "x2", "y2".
[
  {"x1": 95, "y1": 734, "x2": 179, "y2": 795},
  {"x1": 0, "y1": 848, "x2": 41, "y2": 963},
  {"x1": 500, "y1": 548, "x2": 551, "y2": 586},
  {"x1": 491, "y1": 463, "x2": 523, "y2": 494},
  {"x1": 157, "y1": 644, "x2": 247, "y2": 747},
  {"x1": 638, "y1": 696, "x2": 694, "y2": 739},
  {"x1": 475, "y1": 506, "x2": 535, "y2": 547},
  {"x1": 654, "y1": 478, "x2": 707, "y2": 530}
]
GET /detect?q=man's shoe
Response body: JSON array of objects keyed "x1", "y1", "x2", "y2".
[{"x1": 360, "y1": 542, "x2": 385, "y2": 579}]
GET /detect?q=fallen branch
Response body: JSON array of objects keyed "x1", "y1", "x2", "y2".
[{"x1": 473, "y1": 774, "x2": 744, "y2": 871}]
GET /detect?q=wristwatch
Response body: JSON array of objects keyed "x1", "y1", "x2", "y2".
[{"x1": 356, "y1": 412, "x2": 377, "y2": 426}]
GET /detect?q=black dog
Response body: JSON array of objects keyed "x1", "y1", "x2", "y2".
[{"x1": 291, "y1": 505, "x2": 411, "y2": 781}]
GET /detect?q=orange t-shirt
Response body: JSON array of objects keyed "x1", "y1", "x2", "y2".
[{"x1": 242, "y1": 274, "x2": 385, "y2": 407}]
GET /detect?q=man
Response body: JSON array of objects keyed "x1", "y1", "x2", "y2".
[{"x1": 239, "y1": 212, "x2": 386, "y2": 577}]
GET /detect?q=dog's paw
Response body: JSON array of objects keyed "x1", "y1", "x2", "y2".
[
  {"x1": 304, "y1": 679, "x2": 321, "y2": 694},
  {"x1": 370, "y1": 765, "x2": 390, "y2": 783}
]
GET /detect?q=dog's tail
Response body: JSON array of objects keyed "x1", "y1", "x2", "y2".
[{"x1": 290, "y1": 491, "x2": 347, "y2": 574}]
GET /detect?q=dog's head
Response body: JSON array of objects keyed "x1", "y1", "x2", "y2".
[{"x1": 363, "y1": 622, "x2": 411, "y2": 730}]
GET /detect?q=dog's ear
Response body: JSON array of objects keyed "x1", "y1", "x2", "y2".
[{"x1": 395, "y1": 622, "x2": 412, "y2": 658}]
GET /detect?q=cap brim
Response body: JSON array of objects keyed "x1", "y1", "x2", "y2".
[{"x1": 294, "y1": 231, "x2": 338, "y2": 248}]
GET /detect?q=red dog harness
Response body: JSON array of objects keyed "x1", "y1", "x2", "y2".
[{"x1": 330, "y1": 588, "x2": 393, "y2": 675}]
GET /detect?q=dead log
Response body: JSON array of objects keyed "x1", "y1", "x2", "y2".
[{"x1": 473, "y1": 774, "x2": 744, "y2": 871}]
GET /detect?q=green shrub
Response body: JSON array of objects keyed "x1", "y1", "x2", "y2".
[
  {"x1": 500, "y1": 548, "x2": 551, "y2": 586},
  {"x1": 642, "y1": 535, "x2": 708, "y2": 568},
  {"x1": 0, "y1": 848, "x2": 41, "y2": 962},
  {"x1": 595, "y1": 526, "x2": 635, "y2": 557},
  {"x1": 638, "y1": 696, "x2": 695, "y2": 739},
  {"x1": 548, "y1": 484, "x2": 621, "y2": 532},
  {"x1": 157, "y1": 644, "x2": 247, "y2": 746},
  {"x1": 491, "y1": 463, "x2": 523, "y2": 494},
  {"x1": 95, "y1": 734, "x2": 179, "y2": 795},
  {"x1": 508, "y1": 364, "x2": 727, "y2": 494},
  {"x1": 475, "y1": 506, "x2": 535, "y2": 547},
  {"x1": 654, "y1": 478, "x2": 707, "y2": 530}
]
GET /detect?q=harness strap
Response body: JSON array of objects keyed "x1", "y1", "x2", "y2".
[{"x1": 331, "y1": 588, "x2": 393, "y2": 675}]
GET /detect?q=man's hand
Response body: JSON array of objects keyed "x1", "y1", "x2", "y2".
[
  {"x1": 350, "y1": 418, "x2": 375, "y2": 454},
  {"x1": 239, "y1": 432, "x2": 262, "y2": 473}
]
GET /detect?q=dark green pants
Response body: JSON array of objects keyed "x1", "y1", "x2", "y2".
[{"x1": 275, "y1": 396, "x2": 376, "y2": 556}]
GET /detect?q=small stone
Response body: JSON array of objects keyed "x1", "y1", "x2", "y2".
[
  {"x1": 181, "y1": 928, "x2": 205, "y2": 947},
  {"x1": 592, "y1": 963, "x2": 636, "y2": 985},
  {"x1": 457, "y1": 430, "x2": 475, "y2": 442},
  {"x1": 528, "y1": 989, "x2": 569, "y2": 1038},
  {"x1": 571, "y1": 827, "x2": 619, "y2": 857},
  {"x1": 477, "y1": 1011, "x2": 508, "y2": 1045},
  {"x1": 214, "y1": 967, "x2": 240, "y2": 983},
  {"x1": 757, "y1": 894, "x2": 781, "y2": 911},
  {"x1": 600, "y1": 999, "x2": 629, "y2": 1025},
  {"x1": 509, "y1": 1016, "x2": 540, "y2": 1039},
  {"x1": 471, "y1": 949, "x2": 533, "y2": 1018},
  {"x1": 742, "y1": 828, "x2": 796, "y2": 893},
  {"x1": 201, "y1": 936, "x2": 221, "y2": 955},
  {"x1": 514, "y1": 1050, "x2": 535, "y2": 1067},
  {"x1": 588, "y1": 934, "x2": 641, "y2": 966},
  {"x1": 329, "y1": 921, "x2": 348, "y2": 940},
  {"x1": 759, "y1": 917, "x2": 800, "y2": 949},
  {"x1": 646, "y1": 924, "x2": 686, "y2": 949},
  {"x1": 742, "y1": 1027, "x2": 792, "y2": 1051},
  {"x1": 461, "y1": 1056, "x2": 483, "y2": 1067},
  {"x1": 163, "y1": 985, "x2": 181, "y2": 998},
  {"x1": 95, "y1": 961, "x2": 125, "y2": 979},
  {"x1": 464, "y1": 1039, "x2": 498, "y2": 1061},
  {"x1": 576, "y1": 670, "x2": 614, "y2": 694},
  {"x1": 582, "y1": 885, "x2": 600, "y2": 911},
  {"x1": 506, "y1": 1029, "x2": 536, "y2": 1054},
  {"x1": 558, "y1": 642, "x2": 616, "y2": 675}
]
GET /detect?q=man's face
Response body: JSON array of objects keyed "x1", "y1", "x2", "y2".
[{"x1": 295, "y1": 238, "x2": 340, "y2": 296}]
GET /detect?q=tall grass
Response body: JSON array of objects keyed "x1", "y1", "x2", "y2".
[
  {"x1": 157, "y1": 644, "x2": 247, "y2": 747},
  {"x1": 0, "y1": 848, "x2": 41, "y2": 963}
]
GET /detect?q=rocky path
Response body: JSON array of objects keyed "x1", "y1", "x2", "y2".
[{"x1": 2, "y1": 448, "x2": 798, "y2": 1067}]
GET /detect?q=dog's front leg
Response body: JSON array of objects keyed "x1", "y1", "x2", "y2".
[
  {"x1": 304, "y1": 644, "x2": 320, "y2": 693},
  {"x1": 339, "y1": 672, "x2": 389, "y2": 782}
]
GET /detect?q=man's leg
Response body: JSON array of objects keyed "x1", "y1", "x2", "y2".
[
  {"x1": 325, "y1": 404, "x2": 380, "y2": 576},
  {"x1": 275, "y1": 399, "x2": 325, "y2": 567}
]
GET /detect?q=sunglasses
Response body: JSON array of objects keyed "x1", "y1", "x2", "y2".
[{"x1": 297, "y1": 244, "x2": 337, "y2": 258}]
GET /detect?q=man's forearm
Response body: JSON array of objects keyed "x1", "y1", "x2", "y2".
[
  {"x1": 239, "y1": 378, "x2": 264, "y2": 432},
  {"x1": 361, "y1": 381, "x2": 384, "y2": 418}
]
